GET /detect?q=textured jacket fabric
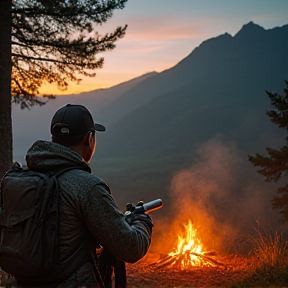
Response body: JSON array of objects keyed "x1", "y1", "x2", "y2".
[{"x1": 21, "y1": 140, "x2": 152, "y2": 287}]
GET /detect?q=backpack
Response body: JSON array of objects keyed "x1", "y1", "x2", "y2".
[{"x1": 0, "y1": 163, "x2": 92, "y2": 284}]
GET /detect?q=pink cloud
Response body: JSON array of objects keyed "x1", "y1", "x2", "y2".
[{"x1": 125, "y1": 16, "x2": 210, "y2": 40}]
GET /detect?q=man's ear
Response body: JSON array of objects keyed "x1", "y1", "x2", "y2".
[
  {"x1": 83, "y1": 133, "x2": 91, "y2": 146},
  {"x1": 88, "y1": 132, "x2": 95, "y2": 149}
]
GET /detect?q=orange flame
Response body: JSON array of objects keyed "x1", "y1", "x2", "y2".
[{"x1": 168, "y1": 219, "x2": 205, "y2": 268}]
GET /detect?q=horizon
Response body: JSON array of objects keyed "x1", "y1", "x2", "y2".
[{"x1": 38, "y1": 0, "x2": 288, "y2": 96}]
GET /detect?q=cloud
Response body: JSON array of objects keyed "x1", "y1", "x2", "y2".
[
  {"x1": 98, "y1": 15, "x2": 211, "y2": 54},
  {"x1": 126, "y1": 16, "x2": 210, "y2": 39},
  {"x1": 116, "y1": 41, "x2": 168, "y2": 54}
]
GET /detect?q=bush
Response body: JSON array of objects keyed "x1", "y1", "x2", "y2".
[{"x1": 230, "y1": 222, "x2": 288, "y2": 287}]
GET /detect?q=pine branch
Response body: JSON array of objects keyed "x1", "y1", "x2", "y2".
[
  {"x1": 248, "y1": 79, "x2": 288, "y2": 222},
  {"x1": 9, "y1": 0, "x2": 128, "y2": 104}
]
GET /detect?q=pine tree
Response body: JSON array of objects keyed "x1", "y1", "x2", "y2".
[
  {"x1": 0, "y1": 0, "x2": 127, "y2": 178},
  {"x1": 11, "y1": 0, "x2": 127, "y2": 107},
  {"x1": 248, "y1": 79, "x2": 288, "y2": 222},
  {"x1": 0, "y1": 0, "x2": 13, "y2": 181}
]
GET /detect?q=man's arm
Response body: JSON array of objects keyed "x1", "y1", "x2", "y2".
[{"x1": 80, "y1": 182, "x2": 152, "y2": 263}]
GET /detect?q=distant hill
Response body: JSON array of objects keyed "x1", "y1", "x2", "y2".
[{"x1": 12, "y1": 71, "x2": 156, "y2": 158}]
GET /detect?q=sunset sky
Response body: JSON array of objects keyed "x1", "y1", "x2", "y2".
[{"x1": 39, "y1": 0, "x2": 288, "y2": 95}]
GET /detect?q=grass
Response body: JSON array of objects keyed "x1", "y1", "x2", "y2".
[{"x1": 228, "y1": 222, "x2": 288, "y2": 288}]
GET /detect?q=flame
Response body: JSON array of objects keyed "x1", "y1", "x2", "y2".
[
  {"x1": 168, "y1": 219, "x2": 205, "y2": 268},
  {"x1": 152, "y1": 220, "x2": 224, "y2": 269}
]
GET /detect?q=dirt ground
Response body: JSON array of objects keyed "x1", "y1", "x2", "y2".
[
  {"x1": 126, "y1": 253, "x2": 251, "y2": 288},
  {"x1": 0, "y1": 253, "x2": 251, "y2": 288}
]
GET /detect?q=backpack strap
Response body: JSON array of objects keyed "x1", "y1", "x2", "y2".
[
  {"x1": 50, "y1": 165, "x2": 96, "y2": 282},
  {"x1": 30, "y1": 165, "x2": 93, "y2": 284}
]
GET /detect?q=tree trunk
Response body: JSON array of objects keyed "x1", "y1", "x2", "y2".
[{"x1": 0, "y1": 0, "x2": 12, "y2": 179}]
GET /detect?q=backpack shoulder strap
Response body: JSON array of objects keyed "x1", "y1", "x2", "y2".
[{"x1": 49, "y1": 165, "x2": 95, "y2": 282}]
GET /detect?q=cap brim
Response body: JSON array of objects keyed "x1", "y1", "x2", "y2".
[{"x1": 95, "y1": 123, "x2": 106, "y2": 132}]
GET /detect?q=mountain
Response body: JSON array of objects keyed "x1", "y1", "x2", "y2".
[
  {"x1": 95, "y1": 22, "x2": 287, "y2": 127},
  {"x1": 74, "y1": 71, "x2": 157, "y2": 122},
  {"x1": 97, "y1": 22, "x2": 288, "y2": 160}
]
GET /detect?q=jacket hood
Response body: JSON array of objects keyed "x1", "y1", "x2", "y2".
[{"x1": 26, "y1": 140, "x2": 91, "y2": 173}]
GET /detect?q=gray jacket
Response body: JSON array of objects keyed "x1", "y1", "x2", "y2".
[{"x1": 24, "y1": 140, "x2": 152, "y2": 287}]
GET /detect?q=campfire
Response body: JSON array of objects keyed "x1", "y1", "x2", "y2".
[
  {"x1": 151, "y1": 219, "x2": 226, "y2": 269},
  {"x1": 126, "y1": 219, "x2": 251, "y2": 287}
]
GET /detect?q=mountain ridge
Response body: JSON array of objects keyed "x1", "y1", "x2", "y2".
[
  {"x1": 12, "y1": 71, "x2": 157, "y2": 157},
  {"x1": 96, "y1": 21, "x2": 288, "y2": 161},
  {"x1": 96, "y1": 22, "x2": 288, "y2": 127}
]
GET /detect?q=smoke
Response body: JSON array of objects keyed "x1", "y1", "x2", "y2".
[{"x1": 152, "y1": 135, "x2": 282, "y2": 255}]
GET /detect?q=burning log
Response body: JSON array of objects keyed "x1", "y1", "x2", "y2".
[
  {"x1": 203, "y1": 251, "x2": 216, "y2": 256},
  {"x1": 150, "y1": 219, "x2": 227, "y2": 270},
  {"x1": 190, "y1": 252, "x2": 227, "y2": 268},
  {"x1": 149, "y1": 255, "x2": 174, "y2": 268},
  {"x1": 149, "y1": 255, "x2": 177, "y2": 269},
  {"x1": 151, "y1": 251, "x2": 226, "y2": 269}
]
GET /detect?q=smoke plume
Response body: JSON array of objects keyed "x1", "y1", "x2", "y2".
[{"x1": 152, "y1": 135, "x2": 282, "y2": 255}]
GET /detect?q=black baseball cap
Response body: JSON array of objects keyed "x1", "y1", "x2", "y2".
[{"x1": 51, "y1": 104, "x2": 105, "y2": 138}]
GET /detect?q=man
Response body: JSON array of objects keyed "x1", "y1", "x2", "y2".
[{"x1": 17, "y1": 104, "x2": 153, "y2": 287}]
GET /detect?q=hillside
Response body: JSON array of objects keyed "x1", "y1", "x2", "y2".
[{"x1": 12, "y1": 71, "x2": 156, "y2": 158}]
